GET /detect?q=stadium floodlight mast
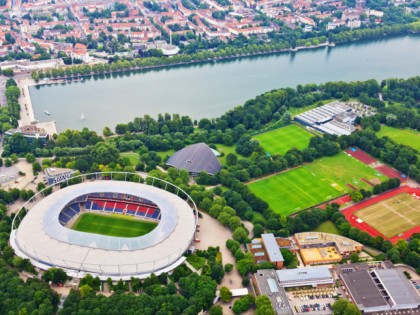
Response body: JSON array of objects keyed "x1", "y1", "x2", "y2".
[{"x1": 11, "y1": 172, "x2": 198, "y2": 280}]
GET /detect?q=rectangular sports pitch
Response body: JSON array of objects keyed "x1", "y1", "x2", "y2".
[
  {"x1": 248, "y1": 153, "x2": 388, "y2": 216},
  {"x1": 71, "y1": 213, "x2": 158, "y2": 237},
  {"x1": 354, "y1": 193, "x2": 420, "y2": 238},
  {"x1": 254, "y1": 125, "x2": 314, "y2": 156}
]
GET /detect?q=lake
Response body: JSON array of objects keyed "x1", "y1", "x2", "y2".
[{"x1": 30, "y1": 35, "x2": 420, "y2": 133}]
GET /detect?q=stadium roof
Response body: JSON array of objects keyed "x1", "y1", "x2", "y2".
[
  {"x1": 11, "y1": 181, "x2": 196, "y2": 279},
  {"x1": 261, "y1": 233, "x2": 284, "y2": 262},
  {"x1": 276, "y1": 266, "x2": 332, "y2": 283},
  {"x1": 166, "y1": 142, "x2": 222, "y2": 175}
]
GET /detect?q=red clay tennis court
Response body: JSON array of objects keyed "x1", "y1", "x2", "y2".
[{"x1": 342, "y1": 186, "x2": 420, "y2": 243}]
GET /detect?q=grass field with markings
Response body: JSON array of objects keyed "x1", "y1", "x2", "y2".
[
  {"x1": 248, "y1": 153, "x2": 388, "y2": 215},
  {"x1": 376, "y1": 125, "x2": 420, "y2": 152},
  {"x1": 254, "y1": 125, "x2": 314, "y2": 156},
  {"x1": 355, "y1": 193, "x2": 420, "y2": 238},
  {"x1": 72, "y1": 213, "x2": 158, "y2": 237}
]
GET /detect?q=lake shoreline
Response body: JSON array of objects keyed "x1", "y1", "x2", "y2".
[{"x1": 28, "y1": 34, "x2": 420, "y2": 133}]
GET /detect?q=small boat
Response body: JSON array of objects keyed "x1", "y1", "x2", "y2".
[
  {"x1": 81, "y1": 112, "x2": 85, "y2": 120},
  {"x1": 44, "y1": 110, "x2": 50, "y2": 115}
]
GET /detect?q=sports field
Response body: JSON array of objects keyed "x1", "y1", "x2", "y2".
[
  {"x1": 254, "y1": 125, "x2": 313, "y2": 156},
  {"x1": 71, "y1": 213, "x2": 158, "y2": 237},
  {"x1": 377, "y1": 125, "x2": 420, "y2": 151},
  {"x1": 248, "y1": 153, "x2": 387, "y2": 215},
  {"x1": 354, "y1": 193, "x2": 420, "y2": 238}
]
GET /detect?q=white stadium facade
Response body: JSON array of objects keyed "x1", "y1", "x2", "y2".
[{"x1": 10, "y1": 174, "x2": 197, "y2": 280}]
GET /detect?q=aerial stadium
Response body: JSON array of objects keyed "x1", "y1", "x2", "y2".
[{"x1": 10, "y1": 173, "x2": 197, "y2": 280}]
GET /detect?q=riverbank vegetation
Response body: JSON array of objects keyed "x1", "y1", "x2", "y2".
[{"x1": 31, "y1": 25, "x2": 420, "y2": 84}]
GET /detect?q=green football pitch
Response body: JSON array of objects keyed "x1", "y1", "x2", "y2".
[
  {"x1": 71, "y1": 213, "x2": 158, "y2": 237},
  {"x1": 376, "y1": 125, "x2": 420, "y2": 152},
  {"x1": 254, "y1": 125, "x2": 314, "y2": 156},
  {"x1": 248, "y1": 153, "x2": 388, "y2": 216}
]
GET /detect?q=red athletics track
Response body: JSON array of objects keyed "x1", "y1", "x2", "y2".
[
  {"x1": 342, "y1": 186, "x2": 420, "y2": 243},
  {"x1": 374, "y1": 165, "x2": 406, "y2": 181},
  {"x1": 345, "y1": 148, "x2": 377, "y2": 165},
  {"x1": 345, "y1": 147, "x2": 406, "y2": 181}
]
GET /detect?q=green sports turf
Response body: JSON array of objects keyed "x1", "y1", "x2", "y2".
[
  {"x1": 376, "y1": 125, "x2": 420, "y2": 152},
  {"x1": 248, "y1": 153, "x2": 388, "y2": 216},
  {"x1": 71, "y1": 213, "x2": 158, "y2": 237},
  {"x1": 254, "y1": 125, "x2": 314, "y2": 156}
]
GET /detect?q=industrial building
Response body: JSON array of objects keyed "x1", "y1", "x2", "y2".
[{"x1": 294, "y1": 101, "x2": 357, "y2": 136}]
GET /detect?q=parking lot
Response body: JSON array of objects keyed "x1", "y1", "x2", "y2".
[{"x1": 286, "y1": 287, "x2": 338, "y2": 314}]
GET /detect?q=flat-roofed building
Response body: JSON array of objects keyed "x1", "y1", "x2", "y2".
[
  {"x1": 5, "y1": 125, "x2": 49, "y2": 144},
  {"x1": 337, "y1": 262, "x2": 420, "y2": 313},
  {"x1": 295, "y1": 232, "x2": 362, "y2": 265},
  {"x1": 253, "y1": 269, "x2": 293, "y2": 315},
  {"x1": 276, "y1": 266, "x2": 334, "y2": 288},
  {"x1": 44, "y1": 168, "x2": 75, "y2": 185}
]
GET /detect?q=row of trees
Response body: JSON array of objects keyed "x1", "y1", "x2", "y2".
[
  {"x1": 60, "y1": 266, "x2": 217, "y2": 314},
  {"x1": 350, "y1": 177, "x2": 401, "y2": 202}
]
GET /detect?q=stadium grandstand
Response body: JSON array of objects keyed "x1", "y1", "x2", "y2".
[{"x1": 10, "y1": 176, "x2": 197, "y2": 280}]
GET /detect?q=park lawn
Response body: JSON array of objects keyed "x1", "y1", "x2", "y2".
[
  {"x1": 186, "y1": 254, "x2": 206, "y2": 270},
  {"x1": 376, "y1": 125, "x2": 420, "y2": 152},
  {"x1": 71, "y1": 213, "x2": 157, "y2": 237},
  {"x1": 314, "y1": 221, "x2": 340, "y2": 235},
  {"x1": 215, "y1": 144, "x2": 243, "y2": 165},
  {"x1": 156, "y1": 149, "x2": 175, "y2": 162},
  {"x1": 248, "y1": 153, "x2": 388, "y2": 216},
  {"x1": 120, "y1": 152, "x2": 140, "y2": 166},
  {"x1": 254, "y1": 125, "x2": 313, "y2": 156}
]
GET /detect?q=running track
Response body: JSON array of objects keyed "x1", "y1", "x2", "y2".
[
  {"x1": 345, "y1": 147, "x2": 406, "y2": 181},
  {"x1": 341, "y1": 186, "x2": 420, "y2": 243}
]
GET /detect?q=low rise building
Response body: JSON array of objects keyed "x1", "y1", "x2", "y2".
[
  {"x1": 336, "y1": 262, "x2": 420, "y2": 313},
  {"x1": 5, "y1": 125, "x2": 49, "y2": 144},
  {"x1": 262, "y1": 233, "x2": 284, "y2": 268},
  {"x1": 253, "y1": 269, "x2": 293, "y2": 315},
  {"x1": 295, "y1": 232, "x2": 363, "y2": 265},
  {"x1": 44, "y1": 168, "x2": 75, "y2": 185},
  {"x1": 276, "y1": 266, "x2": 334, "y2": 288}
]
